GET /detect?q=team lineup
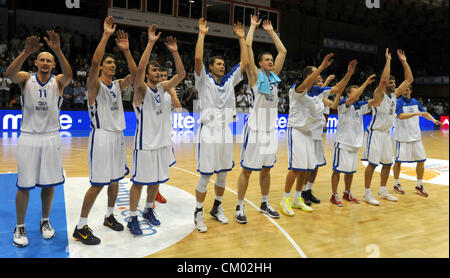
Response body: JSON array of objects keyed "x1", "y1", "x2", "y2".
[{"x1": 4, "y1": 16, "x2": 443, "y2": 248}]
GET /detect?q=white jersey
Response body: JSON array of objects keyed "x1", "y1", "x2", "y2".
[
  {"x1": 20, "y1": 73, "x2": 62, "y2": 133},
  {"x1": 287, "y1": 84, "x2": 315, "y2": 132},
  {"x1": 89, "y1": 80, "x2": 125, "y2": 131},
  {"x1": 335, "y1": 98, "x2": 371, "y2": 150},
  {"x1": 134, "y1": 83, "x2": 172, "y2": 150},
  {"x1": 194, "y1": 64, "x2": 242, "y2": 126},
  {"x1": 394, "y1": 96, "x2": 425, "y2": 142},
  {"x1": 308, "y1": 86, "x2": 331, "y2": 139},
  {"x1": 367, "y1": 92, "x2": 396, "y2": 132},
  {"x1": 246, "y1": 83, "x2": 278, "y2": 131}
]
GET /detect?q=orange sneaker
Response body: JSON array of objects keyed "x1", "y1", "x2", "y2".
[{"x1": 156, "y1": 192, "x2": 167, "y2": 203}]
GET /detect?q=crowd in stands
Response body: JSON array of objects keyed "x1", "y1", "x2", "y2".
[{"x1": 0, "y1": 24, "x2": 448, "y2": 121}]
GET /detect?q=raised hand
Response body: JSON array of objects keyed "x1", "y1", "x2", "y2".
[
  {"x1": 148, "y1": 24, "x2": 161, "y2": 44},
  {"x1": 385, "y1": 48, "x2": 392, "y2": 61},
  {"x1": 24, "y1": 35, "x2": 43, "y2": 55},
  {"x1": 397, "y1": 49, "x2": 407, "y2": 63},
  {"x1": 325, "y1": 74, "x2": 335, "y2": 82},
  {"x1": 262, "y1": 20, "x2": 274, "y2": 32},
  {"x1": 233, "y1": 22, "x2": 245, "y2": 39},
  {"x1": 165, "y1": 36, "x2": 178, "y2": 53},
  {"x1": 104, "y1": 16, "x2": 116, "y2": 36},
  {"x1": 365, "y1": 74, "x2": 377, "y2": 85},
  {"x1": 44, "y1": 30, "x2": 61, "y2": 52},
  {"x1": 198, "y1": 18, "x2": 209, "y2": 35},
  {"x1": 347, "y1": 59, "x2": 358, "y2": 74},
  {"x1": 115, "y1": 30, "x2": 129, "y2": 52},
  {"x1": 250, "y1": 14, "x2": 261, "y2": 27},
  {"x1": 319, "y1": 53, "x2": 334, "y2": 70}
]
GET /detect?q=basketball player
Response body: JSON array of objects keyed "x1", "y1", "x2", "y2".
[
  {"x1": 330, "y1": 74, "x2": 382, "y2": 206},
  {"x1": 235, "y1": 15, "x2": 287, "y2": 224},
  {"x1": 150, "y1": 67, "x2": 182, "y2": 207},
  {"x1": 361, "y1": 49, "x2": 414, "y2": 205},
  {"x1": 73, "y1": 17, "x2": 137, "y2": 245},
  {"x1": 5, "y1": 31, "x2": 72, "y2": 247},
  {"x1": 127, "y1": 25, "x2": 186, "y2": 236},
  {"x1": 293, "y1": 60, "x2": 358, "y2": 207},
  {"x1": 280, "y1": 53, "x2": 336, "y2": 216},
  {"x1": 392, "y1": 84, "x2": 442, "y2": 197},
  {"x1": 193, "y1": 18, "x2": 247, "y2": 232}
]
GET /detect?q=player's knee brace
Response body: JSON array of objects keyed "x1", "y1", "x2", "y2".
[
  {"x1": 196, "y1": 174, "x2": 211, "y2": 193},
  {"x1": 215, "y1": 172, "x2": 227, "y2": 188}
]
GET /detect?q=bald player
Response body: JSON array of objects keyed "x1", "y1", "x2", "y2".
[{"x1": 5, "y1": 31, "x2": 72, "y2": 247}]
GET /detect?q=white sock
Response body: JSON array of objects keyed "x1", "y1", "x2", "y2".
[
  {"x1": 294, "y1": 190, "x2": 302, "y2": 200},
  {"x1": 261, "y1": 195, "x2": 269, "y2": 203},
  {"x1": 380, "y1": 186, "x2": 387, "y2": 193},
  {"x1": 77, "y1": 217, "x2": 88, "y2": 229},
  {"x1": 128, "y1": 211, "x2": 137, "y2": 220},
  {"x1": 238, "y1": 199, "x2": 244, "y2": 208},
  {"x1": 283, "y1": 192, "x2": 291, "y2": 200},
  {"x1": 196, "y1": 202, "x2": 203, "y2": 209},
  {"x1": 106, "y1": 207, "x2": 114, "y2": 217},
  {"x1": 307, "y1": 182, "x2": 313, "y2": 190},
  {"x1": 301, "y1": 184, "x2": 308, "y2": 192},
  {"x1": 215, "y1": 195, "x2": 223, "y2": 202},
  {"x1": 394, "y1": 179, "x2": 400, "y2": 185},
  {"x1": 365, "y1": 188, "x2": 371, "y2": 195},
  {"x1": 145, "y1": 202, "x2": 153, "y2": 210},
  {"x1": 417, "y1": 179, "x2": 423, "y2": 187},
  {"x1": 41, "y1": 217, "x2": 49, "y2": 223}
]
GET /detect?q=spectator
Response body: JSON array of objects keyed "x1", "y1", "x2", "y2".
[
  {"x1": 122, "y1": 85, "x2": 133, "y2": 111},
  {"x1": 0, "y1": 71, "x2": 12, "y2": 108},
  {"x1": 62, "y1": 83, "x2": 73, "y2": 109},
  {"x1": 73, "y1": 81, "x2": 86, "y2": 109},
  {"x1": 236, "y1": 88, "x2": 248, "y2": 114}
]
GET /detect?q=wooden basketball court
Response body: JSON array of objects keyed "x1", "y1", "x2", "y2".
[{"x1": 1, "y1": 130, "x2": 448, "y2": 258}]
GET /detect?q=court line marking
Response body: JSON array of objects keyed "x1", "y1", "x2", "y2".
[{"x1": 172, "y1": 165, "x2": 307, "y2": 258}]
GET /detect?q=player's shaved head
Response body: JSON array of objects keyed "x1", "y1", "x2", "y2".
[{"x1": 37, "y1": 52, "x2": 55, "y2": 62}]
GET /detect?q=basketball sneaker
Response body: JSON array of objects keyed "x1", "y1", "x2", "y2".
[
  {"x1": 280, "y1": 198, "x2": 294, "y2": 216},
  {"x1": 292, "y1": 196, "x2": 314, "y2": 212},
  {"x1": 194, "y1": 210, "x2": 207, "y2": 233},
  {"x1": 103, "y1": 214, "x2": 124, "y2": 231},
  {"x1": 73, "y1": 225, "x2": 101, "y2": 245},
  {"x1": 393, "y1": 184, "x2": 405, "y2": 195},
  {"x1": 363, "y1": 192, "x2": 380, "y2": 206},
  {"x1": 301, "y1": 191, "x2": 312, "y2": 206},
  {"x1": 330, "y1": 193, "x2": 343, "y2": 207},
  {"x1": 143, "y1": 208, "x2": 161, "y2": 226},
  {"x1": 260, "y1": 202, "x2": 280, "y2": 218},
  {"x1": 343, "y1": 191, "x2": 360, "y2": 204},
  {"x1": 13, "y1": 225, "x2": 28, "y2": 247},
  {"x1": 307, "y1": 190, "x2": 321, "y2": 204},
  {"x1": 378, "y1": 190, "x2": 398, "y2": 202},
  {"x1": 127, "y1": 216, "x2": 143, "y2": 236},
  {"x1": 156, "y1": 192, "x2": 167, "y2": 203},
  {"x1": 40, "y1": 219, "x2": 55, "y2": 239},
  {"x1": 210, "y1": 205, "x2": 228, "y2": 224},
  {"x1": 415, "y1": 185, "x2": 429, "y2": 197},
  {"x1": 235, "y1": 205, "x2": 247, "y2": 224}
]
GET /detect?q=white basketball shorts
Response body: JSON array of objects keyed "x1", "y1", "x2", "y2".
[
  {"x1": 394, "y1": 140, "x2": 426, "y2": 163},
  {"x1": 196, "y1": 123, "x2": 234, "y2": 175},
  {"x1": 130, "y1": 145, "x2": 175, "y2": 185},
  {"x1": 361, "y1": 129, "x2": 394, "y2": 166},
  {"x1": 240, "y1": 125, "x2": 277, "y2": 171},
  {"x1": 16, "y1": 131, "x2": 64, "y2": 190},
  {"x1": 287, "y1": 127, "x2": 318, "y2": 171},
  {"x1": 88, "y1": 129, "x2": 129, "y2": 186}
]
